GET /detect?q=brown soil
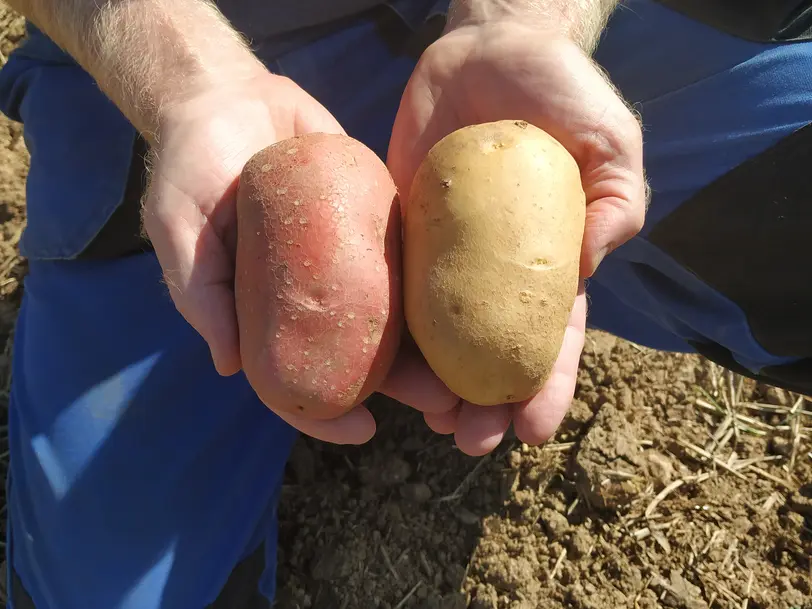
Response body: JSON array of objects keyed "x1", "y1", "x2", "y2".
[
  {"x1": 275, "y1": 339, "x2": 811, "y2": 609},
  {"x1": 0, "y1": 6, "x2": 810, "y2": 609}
]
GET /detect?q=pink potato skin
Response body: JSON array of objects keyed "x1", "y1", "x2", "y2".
[{"x1": 235, "y1": 132, "x2": 403, "y2": 420}]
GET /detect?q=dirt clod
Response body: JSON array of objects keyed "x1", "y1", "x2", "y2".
[
  {"x1": 572, "y1": 403, "x2": 645, "y2": 510},
  {"x1": 539, "y1": 507, "x2": 569, "y2": 539}
]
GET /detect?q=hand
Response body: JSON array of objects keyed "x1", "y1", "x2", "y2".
[
  {"x1": 388, "y1": 21, "x2": 646, "y2": 455},
  {"x1": 142, "y1": 73, "x2": 458, "y2": 445}
]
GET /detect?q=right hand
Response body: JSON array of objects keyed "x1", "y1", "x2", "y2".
[
  {"x1": 142, "y1": 72, "x2": 459, "y2": 445},
  {"x1": 388, "y1": 21, "x2": 646, "y2": 456}
]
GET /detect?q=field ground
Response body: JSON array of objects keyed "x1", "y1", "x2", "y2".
[{"x1": 0, "y1": 5, "x2": 810, "y2": 608}]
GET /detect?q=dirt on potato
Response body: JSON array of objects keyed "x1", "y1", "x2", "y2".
[{"x1": 0, "y1": 7, "x2": 810, "y2": 609}]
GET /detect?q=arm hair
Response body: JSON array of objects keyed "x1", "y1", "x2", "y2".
[{"x1": 7, "y1": 0, "x2": 266, "y2": 142}]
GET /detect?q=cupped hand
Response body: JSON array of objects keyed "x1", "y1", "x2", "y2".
[
  {"x1": 141, "y1": 72, "x2": 457, "y2": 445},
  {"x1": 388, "y1": 21, "x2": 647, "y2": 455}
]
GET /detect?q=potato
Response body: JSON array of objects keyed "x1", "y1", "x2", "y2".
[
  {"x1": 235, "y1": 132, "x2": 403, "y2": 419},
  {"x1": 403, "y1": 120, "x2": 585, "y2": 406}
]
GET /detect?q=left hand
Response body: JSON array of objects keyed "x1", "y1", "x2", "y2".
[{"x1": 387, "y1": 20, "x2": 647, "y2": 456}]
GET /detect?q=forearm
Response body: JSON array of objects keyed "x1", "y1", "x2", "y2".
[
  {"x1": 6, "y1": 0, "x2": 266, "y2": 142},
  {"x1": 447, "y1": 0, "x2": 619, "y2": 52}
]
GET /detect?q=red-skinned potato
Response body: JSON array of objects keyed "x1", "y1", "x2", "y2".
[{"x1": 235, "y1": 132, "x2": 403, "y2": 420}]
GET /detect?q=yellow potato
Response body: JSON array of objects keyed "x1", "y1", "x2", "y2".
[{"x1": 403, "y1": 120, "x2": 585, "y2": 406}]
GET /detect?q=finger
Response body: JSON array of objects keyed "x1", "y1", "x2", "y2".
[
  {"x1": 580, "y1": 188, "x2": 646, "y2": 277},
  {"x1": 454, "y1": 402, "x2": 513, "y2": 457},
  {"x1": 274, "y1": 404, "x2": 376, "y2": 445},
  {"x1": 513, "y1": 287, "x2": 587, "y2": 445},
  {"x1": 578, "y1": 115, "x2": 647, "y2": 278},
  {"x1": 424, "y1": 404, "x2": 460, "y2": 435},
  {"x1": 144, "y1": 186, "x2": 242, "y2": 376},
  {"x1": 195, "y1": 282, "x2": 241, "y2": 376},
  {"x1": 378, "y1": 342, "x2": 460, "y2": 414}
]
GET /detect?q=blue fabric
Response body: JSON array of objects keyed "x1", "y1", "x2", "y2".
[
  {"x1": 6, "y1": 256, "x2": 297, "y2": 608},
  {"x1": 587, "y1": 0, "x2": 812, "y2": 372},
  {"x1": 0, "y1": 23, "x2": 137, "y2": 260},
  {"x1": 1, "y1": 0, "x2": 812, "y2": 607}
]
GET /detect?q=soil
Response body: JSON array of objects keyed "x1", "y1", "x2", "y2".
[{"x1": 0, "y1": 5, "x2": 810, "y2": 609}]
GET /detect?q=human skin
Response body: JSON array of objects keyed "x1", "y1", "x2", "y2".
[
  {"x1": 5, "y1": 0, "x2": 458, "y2": 444},
  {"x1": 7, "y1": 0, "x2": 646, "y2": 455},
  {"x1": 388, "y1": 0, "x2": 647, "y2": 455}
]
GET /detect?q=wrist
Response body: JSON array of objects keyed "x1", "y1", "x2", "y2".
[
  {"x1": 150, "y1": 63, "x2": 270, "y2": 144},
  {"x1": 154, "y1": 71, "x2": 280, "y2": 145},
  {"x1": 445, "y1": 1, "x2": 618, "y2": 53}
]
